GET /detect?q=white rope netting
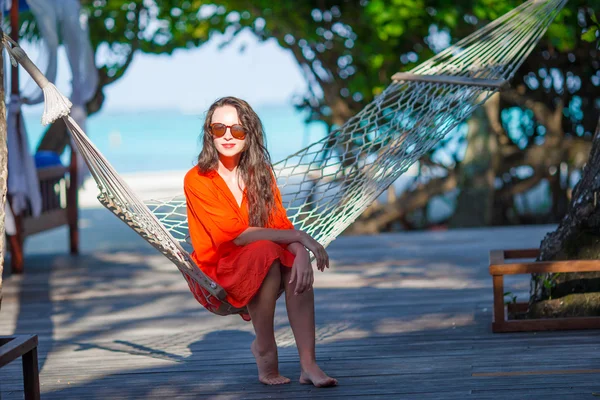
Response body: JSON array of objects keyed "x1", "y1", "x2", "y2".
[{"x1": 146, "y1": 0, "x2": 567, "y2": 249}]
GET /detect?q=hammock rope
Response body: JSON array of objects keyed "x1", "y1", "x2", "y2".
[{"x1": 1, "y1": 0, "x2": 567, "y2": 316}]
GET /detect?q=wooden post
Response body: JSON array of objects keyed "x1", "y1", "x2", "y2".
[
  {"x1": 68, "y1": 147, "x2": 79, "y2": 254},
  {"x1": 0, "y1": 24, "x2": 7, "y2": 310},
  {"x1": 492, "y1": 275, "x2": 505, "y2": 330},
  {"x1": 6, "y1": 0, "x2": 24, "y2": 274},
  {"x1": 0, "y1": 336, "x2": 41, "y2": 400},
  {"x1": 22, "y1": 345, "x2": 40, "y2": 400},
  {"x1": 10, "y1": 0, "x2": 18, "y2": 96}
]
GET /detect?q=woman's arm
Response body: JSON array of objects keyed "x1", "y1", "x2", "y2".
[
  {"x1": 287, "y1": 242, "x2": 313, "y2": 295},
  {"x1": 232, "y1": 227, "x2": 302, "y2": 246},
  {"x1": 286, "y1": 242, "x2": 307, "y2": 256},
  {"x1": 234, "y1": 228, "x2": 329, "y2": 271}
]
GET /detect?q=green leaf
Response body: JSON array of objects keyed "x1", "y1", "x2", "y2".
[
  {"x1": 591, "y1": 12, "x2": 598, "y2": 25},
  {"x1": 582, "y1": 27, "x2": 598, "y2": 43},
  {"x1": 371, "y1": 54, "x2": 385, "y2": 69},
  {"x1": 543, "y1": 280, "x2": 552, "y2": 290}
]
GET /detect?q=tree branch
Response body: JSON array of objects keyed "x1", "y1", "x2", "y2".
[{"x1": 348, "y1": 172, "x2": 457, "y2": 235}]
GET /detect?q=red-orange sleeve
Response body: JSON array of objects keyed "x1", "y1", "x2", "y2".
[
  {"x1": 270, "y1": 184, "x2": 295, "y2": 230},
  {"x1": 184, "y1": 172, "x2": 247, "y2": 250}
]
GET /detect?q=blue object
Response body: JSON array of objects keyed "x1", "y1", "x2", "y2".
[
  {"x1": 2, "y1": 0, "x2": 29, "y2": 12},
  {"x1": 35, "y1": 151, "x2": 63, "y2": 169}
]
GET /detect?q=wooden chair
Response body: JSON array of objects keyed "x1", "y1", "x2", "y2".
[
  {"x1": 6, "y1": 150, "x2": 79, "y2": 274},
  {"x1": 489, "y1": 248, "x2": 600, "y2": 333},
  {"x1": 4, "y1": 0, "x2": 79, "y2": 274},
  {"x1": 0, "y1": 335, "x2": 40, "y2": 400}
]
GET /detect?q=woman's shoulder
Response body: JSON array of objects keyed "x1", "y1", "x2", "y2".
[{"x1": 184, "y1": 166, "x2": 217, "y2": 190}]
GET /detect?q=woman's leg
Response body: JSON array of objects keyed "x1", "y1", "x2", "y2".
[
  {"x1": 247, "y1": 260, "x2": 290, "y2": 385},
  {"x1": 281, "y1": 266, "x2": 337, "y2": 387}
]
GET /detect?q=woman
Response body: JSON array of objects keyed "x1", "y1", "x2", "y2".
[{"x1": 184, "y1": 96, "x2": 337, "y2": 387}]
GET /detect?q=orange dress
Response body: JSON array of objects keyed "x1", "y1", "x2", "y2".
[{"x1": 183, "y1": 167, "x2": 296, "y2": 316}]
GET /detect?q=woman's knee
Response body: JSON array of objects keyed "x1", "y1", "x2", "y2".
[{"x1": 264, "y1": 259, "x2": 282, "y2": 281}]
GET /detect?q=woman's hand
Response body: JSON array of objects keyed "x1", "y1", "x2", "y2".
[
  {"x1": 298, "y1": 231, "x2": 329, "y2": 272},
  {"x1": 289, "y1": 247, "x2": 313, "y2": 295}
]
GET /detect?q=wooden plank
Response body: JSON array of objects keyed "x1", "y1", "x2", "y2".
[
  {"x1": 15, "y1": 368, "x2": 600, "y2": 399},
  {"x1": 22, "y1": 344, "x2": 40, "y2": 400},
  {"x1": 4, "y1": 224, "x2": 600, "y2": 400},
  {"x1": 489, "y1": 259, "x2": 600, "y2": 275},
  {"x1": 503, "y1": 248, "x2": 540, "y2": 259},
  {"x1": 493, "y1": 317, "x2": 600, "y2": 333},
  {"x1": 391, "y1": 72, "x2": 510, "y2": 90},
  {"x1": 22, "y1": 209, "x2": 68, "y2": 236},
  {"x1": 473, "y1": 368, "x2": 600, "y2": 377},
  {"x1": 35, "y1": 165, "x2": 67, "y2": 181},
  {"x1": 489, "y1": 248, "x2": 600, "y2": 332},
  {"x1": 492, "y1": 275, "x2": 505, "y2": 329},
  {"x1": 489, "y1": 250, "x2": 504, "y2": 265},
  {"x1": 67, "y1": 149, "x2": 79, "y2": 255},
  {"x1": 507, "y1": 302, "x2": 528, "y2": 314},
  {"x1": 0, "y1": 336, "x2": 37, "y2": 368}
]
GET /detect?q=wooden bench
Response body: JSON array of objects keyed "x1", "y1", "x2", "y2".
[
  {"x1": 0, "y1": 335, "x2": 40, "y2": 400},
  {"x1": 489, "y1": 248, "x2": 600, "y2": 333},
  {"x1": 7, "y1": 158, "x2": 79, "y2": 275},
  {"x1": 5, "y1": 1, "x2": 79, "y2": 275}
]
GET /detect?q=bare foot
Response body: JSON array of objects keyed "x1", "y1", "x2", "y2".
[
  {"x1": 299, "y1": 363, "x2": 338, "y2": 387},
  {"x1": 251, "y1": 340, "x2": 291, "y2": 385}
]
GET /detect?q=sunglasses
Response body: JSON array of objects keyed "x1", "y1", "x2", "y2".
[{"x1": 209, "y1": 123, "x2": 246, "y2": 140}]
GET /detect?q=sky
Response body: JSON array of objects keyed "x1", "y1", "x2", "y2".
[{"x1": 17, "y1": 29, "x2": 309, "y2": 114}]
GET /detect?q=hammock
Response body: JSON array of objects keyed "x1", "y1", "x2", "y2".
[{"x1": 2, "y1": 0, "x2": 566, "y2": 317}]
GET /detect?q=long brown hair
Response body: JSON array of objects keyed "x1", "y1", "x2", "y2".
[{"x1": 197, "y1": 96, "x2": 276, "y2": 227}]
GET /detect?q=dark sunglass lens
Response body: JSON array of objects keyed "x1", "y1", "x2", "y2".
[
  {"x1": 231, "y1": 125, "x2": 246, "y2": 139},
  {"x1": 211, "y1": 124, "x2": 226, "y2": 137}
]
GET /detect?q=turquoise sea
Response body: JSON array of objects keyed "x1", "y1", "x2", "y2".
[{"x1": 23, "y1": 103, "x2": 328, "y2": 174}]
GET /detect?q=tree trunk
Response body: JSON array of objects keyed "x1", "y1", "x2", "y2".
[
  {"x1": 0, "y1": 40, "x2": 7, "y2": 311},
  {"x1": 449, "y1": 94, "x2": 499, "y2": 227},
  {"x1": 530, "y1": 116, "x2": 600, "y2": 317}
]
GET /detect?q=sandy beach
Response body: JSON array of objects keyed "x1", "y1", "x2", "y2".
[{"x1": 78, "y1": 170, "x2": 189, "y2": 209}]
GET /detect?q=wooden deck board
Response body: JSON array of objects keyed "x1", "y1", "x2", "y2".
[{"x1": 2, "y1": 210, "x2": 600, "y2": 399}]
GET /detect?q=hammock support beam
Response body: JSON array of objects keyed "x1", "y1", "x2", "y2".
[{"x1": 391, "y1": 72, "x2": 511, "y2": 90}]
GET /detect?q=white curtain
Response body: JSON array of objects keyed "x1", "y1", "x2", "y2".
[
  {"x1": 25, "y1": 0, "x2": 99, "y2": 186},
  {"x1": 1, "y1": 1, "x2": 43, "y2": 218},
  {"x1": 22, "y1": 0, "x2": 98, "y2": 107},
  {"x1": 7, "y1": 98, "x2": 42, "y2": 217}
]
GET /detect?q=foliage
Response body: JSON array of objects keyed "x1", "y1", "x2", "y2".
[
  {"x1": 15, "y1": 1, "x2": 600, "y2": 227},
  {"x1": 581, "y1": 9, "x2": 599, "y2": 47},
  {"x1": 16, "y1": 1, "x2": 598, "y2": 132}
]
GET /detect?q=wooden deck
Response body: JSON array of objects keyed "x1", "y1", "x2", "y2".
[{"x1": 1, "y1": 209, "x2": 600, "y2": 399}]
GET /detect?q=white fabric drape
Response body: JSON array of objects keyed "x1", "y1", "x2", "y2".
[
  {"x1": 4, "y1": 203, "x2": 16, "y2": 235},
  {"x1": 22, "y1": 0, "x2": 98, "y2": 107},
  {"x1": 25, "y1": 0, "x2": 99, "y2": 185},
  {"x1": 5, "y1": 0, "x2": 99, "y2": 213},
  {"x1": 7, "y1": 95, "x2": 42, "y2": 216}
]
